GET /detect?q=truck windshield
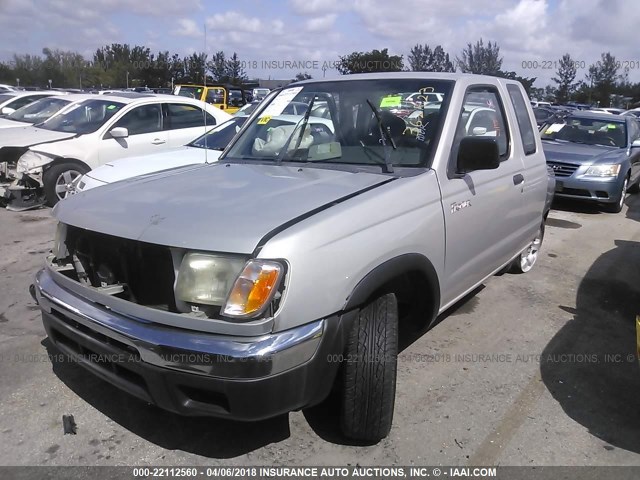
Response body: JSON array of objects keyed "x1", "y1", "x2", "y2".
[{"x1": 223, "y1": 78, "x2": 454, "y2": 170}]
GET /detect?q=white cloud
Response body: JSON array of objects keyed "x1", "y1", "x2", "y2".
[
  {"x1": 289, "y1": 0, "x2": 344, "y2": 15},
  {"x1": 172, "y1": 18, "x2": 202, "y2": 38},
  {"x1": 304, "y1": 14, "x2": 337, "y2": 32}
]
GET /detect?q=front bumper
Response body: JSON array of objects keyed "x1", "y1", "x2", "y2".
[
  {"x1": 34, "y1": 268, "x2": 351, "y2": 420},
  {"x1": 553, "y1": 174, "x2": 623, "y2": 204}
]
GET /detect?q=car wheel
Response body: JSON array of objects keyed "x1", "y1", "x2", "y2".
[
  {"x1": 511, "y1": 222, "x2": 545, "y2": 274},
  {"x1": 628, "y1": 178, "x2": 640, "y2": 194},
  {"x1": 602, "y1": 175, "x2": 628, "y2": 213},
  {"x1": 340, "y1": 293, "x2": 398, "y2": 443},
  {"x1": 43, "y1": 163, "x2": 89, "y2": 207}
]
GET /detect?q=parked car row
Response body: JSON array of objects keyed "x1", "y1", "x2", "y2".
[{"x1": 0, "y1": 92, "x2": 231, "y2": 210}]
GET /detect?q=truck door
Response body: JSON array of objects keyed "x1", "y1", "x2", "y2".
[{"x1": 439, "y1": 86, "x2": 528, "y2": 306}]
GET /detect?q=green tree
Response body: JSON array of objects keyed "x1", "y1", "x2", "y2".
[
  {"x1": 183, "y1": 52, "x2": 207, "y2": 84},
  {"x1": 497, "y1": 70, "x2": 537, "y2": 96},
  {"x1": 337, "y1": 48, "x2": 403, "y2": 74},
  {"x1": 225, "y1": 53, "x2": 247, "y2": 85},
  {"x1": 586, "y1": 52, "x2": 619, "y2": 106},
  {"x1": 208, "y1": 51, "x2": 228, "y2": 82},
  {"x1": 408, "y1": 44, "x2": 454, "y2": 72},
  {"x1": 552, "y1": 53, "x2": 578, "y2": 103},
  {"x1": 293, "y1": 72, "x2": 312, "y2": 81},
  {"x1": 456, "y1": 39, "x2": 502, "y2": 75}
]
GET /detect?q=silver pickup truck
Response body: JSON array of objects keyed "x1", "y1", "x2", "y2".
[{"x1": 32, "y1": 73, "x2": 551, "y2": 442}]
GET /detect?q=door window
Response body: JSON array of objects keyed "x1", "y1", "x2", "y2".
[
  {"x1": 113, "y1": 104, "x2": 162, "y2": 135},
  {"x1": 451, "y1": 87, "x2": 510, "y2": 169},
  {"x1": 166, "y1": 103, "x2": 216, "y2": 129}
]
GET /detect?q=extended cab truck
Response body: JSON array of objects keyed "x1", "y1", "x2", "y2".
[{"x1": 32, "y1": 73, "x2": 550, "y2": 442}]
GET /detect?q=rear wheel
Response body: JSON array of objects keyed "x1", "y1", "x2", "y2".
[
  {"x1": 602, "y1": 176, "x2": 628, "y2": 213},
  {"x1": 340, "y1": 293, "x2": 398, "y2": 443},
  {"x1": 43, "y1": 162, "x2": 88, "y2": 207},
  {"x1": 510, "y1": 222, "x2": 545, "y2": 274}
]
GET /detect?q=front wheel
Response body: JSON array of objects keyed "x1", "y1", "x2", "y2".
[
  {"x1": 510, "y1": 222, "x2": 545, "y2": 274},
  {"x1": 340, "y1": 293, "x2": 398, "y2": 442},
  {"x1": 43, "y1": 162, "x2": 89, "y2": 207}
]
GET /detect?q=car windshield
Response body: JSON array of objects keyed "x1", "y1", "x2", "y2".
[
  {"x1": 7, "y1": 96, "x2": 71, "y2": 123},
  {"x1": 541, "y1": 116, "x2": 628, "y2": 147},
  {"x1": 223, "y1": 78, "x2": 454, "y2": 170},
  {"x1": 175, "y1": 86, "x2": 202, "y2": 99},
  {"x1": 189, "y1": 117, "x2": 248, "y2": 150},
  {"x1": 38, "y1": 99, "x2": 125, "y2": 134}
]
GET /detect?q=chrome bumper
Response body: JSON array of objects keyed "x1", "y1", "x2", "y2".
[{"x1": 34, "y1": 268, "x2": 324, "y2": 379}]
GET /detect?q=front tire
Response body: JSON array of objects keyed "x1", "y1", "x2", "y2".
[
  {"x1": 43, "y1": 162, "x2": 89, "y2": 207},
  {"x1": 340, "y1": 293, "x2": 398, "y2": 442}
]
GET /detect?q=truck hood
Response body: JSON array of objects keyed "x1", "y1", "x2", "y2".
[
  {"x1": 84, "y1": 147, "x2": 220, "y2": 184},
  {"x1": 542, "y1": 140, "x2": 625, "y2": 166},
  {"x1": 0, "y1": 125, "x2": 75, "y2": 148},
  {"x1": 55, "y1": 163, "x2": 391, "y2": 254}
]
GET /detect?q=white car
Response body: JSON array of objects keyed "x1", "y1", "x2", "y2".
[
  {"x1": 1, "y1": 93, "x2": 231, "y2": 210},
  {"x1": 75, "y1": 116, "x2": 248, "y2": 192},
  {"x1": 72, "y1": 113, "x2": 336, "y2": 193},
  {"x1": 0, "y1": 95, "x2": 91, "y2": 129},
  {"x1": 0, "y1": 90, "x2": 66, "y2": 116}
]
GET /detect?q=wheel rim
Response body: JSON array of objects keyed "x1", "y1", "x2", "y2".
[
  {"x1": 618, "y1": 177, "x2": 628, "y2": 210},
  {"x1": 520, "y1": 228, "x2": 542, "y2": 273},
  {"x1": 54, "y1": 169, "x2": 82, "y2": 200}
]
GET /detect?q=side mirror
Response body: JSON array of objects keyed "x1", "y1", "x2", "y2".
[
  {"x1": 1, "y1": 107, "x2": 15, "y2": 115},
  {"x1": 631, "y1": 139, "x2": 640, "y2": 148},
  {"x1": 110, "y1": 127, "x2": 129, "y2": 138},
  {"x1": 456, "y1": 137, "x2": 500, "y2": 174}
]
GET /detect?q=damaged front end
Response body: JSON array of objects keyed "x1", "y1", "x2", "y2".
[{"x1": 0, "y1": 149, "x2": 49, "y2": 211}]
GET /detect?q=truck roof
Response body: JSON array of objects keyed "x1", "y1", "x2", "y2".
[{"x1": 293, "y1": 72, "x2": 523, "y2": 86}]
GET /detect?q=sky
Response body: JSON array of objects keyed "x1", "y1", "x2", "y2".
[{"x1": 0, "y1": 0, "x2": 639, "y2": 87}]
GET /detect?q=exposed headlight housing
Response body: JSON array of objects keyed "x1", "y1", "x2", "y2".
[
  {"x1": 174, "y1": 253, "x2": 284, "y2": 319},
  {"x1": 17, "y1": 150, "x2": 52, "y2": 173},
  {"x1": 584, "y1": 164, "x2": 621, "y2": 177},
  {"x1": 175, "y1": 253, "x2": 246, "y2": 306}
]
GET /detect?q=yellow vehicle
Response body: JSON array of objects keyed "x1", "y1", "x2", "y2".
[{"x1": 173, "y1": 84, "x2": 248, "y2": 113}]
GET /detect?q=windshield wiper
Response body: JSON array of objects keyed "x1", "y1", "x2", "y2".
[
  {"x1": 276, "y1": 95, "x2": 317, "y2": 165},
  {"x1": 365, "y1": 99, "x2": 395, "y2": 173}
]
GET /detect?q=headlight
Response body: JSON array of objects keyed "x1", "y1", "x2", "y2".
[
  {"x1": 222, "y1": 260, "x2": 283, "y2": 318},
  {"x1": 17, "y1": 150, "x2": 51, "y2": 173},
  {"x1": 175, "y1": 254, "x2": 284, "y2": 319},
  {"x1": 175, "y1": 253, "x2": 246, "y2": 306},
  {"x1": 584, "y1": 164, "x2": 621, "y2": 177}
]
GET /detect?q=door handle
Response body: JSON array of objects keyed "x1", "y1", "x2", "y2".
[
  {"x1": 151, "y1": 139, "x2": 166, "y2": 145},
  {"x1": 513, "y1": 174, "x2": 525, "y2": 185}
]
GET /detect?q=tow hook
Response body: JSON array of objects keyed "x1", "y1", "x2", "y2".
[{"x1": 29, "y1": 284, "x2": 38, "y2": 305}]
